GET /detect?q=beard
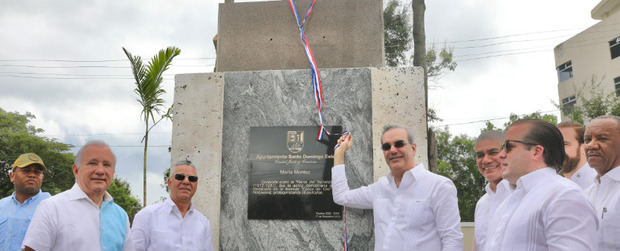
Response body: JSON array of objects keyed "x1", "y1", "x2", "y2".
[{"x1": 562, "y1": 148, "x2": 581, "y2": 174}]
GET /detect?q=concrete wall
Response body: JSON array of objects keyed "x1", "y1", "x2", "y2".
[
  {"x1": 171, "y1": 67, "x2": 426, "y2": 250},
  {"x1": 216, "y1": 0, "x2": 384, "y2": 72},
  {"x1": 554, "y1": 2, "x2": 620, "y2": 121}
]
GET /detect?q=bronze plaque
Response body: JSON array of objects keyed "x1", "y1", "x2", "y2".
[{"x1": 247, "y1": 126, "x2": 343, "y2": 220}]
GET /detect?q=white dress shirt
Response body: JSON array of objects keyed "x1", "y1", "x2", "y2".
[
  {"x1": 473, "y1": 179, "x2": 511, "y2": 251},
  {"x1": 22, "y1": 183, "x2": 133, "y2": 251},
  {"x1": 131, "y1": 198, "x2": 213, "y2": 251},
  {"x1": 571, "y1": 163, "x2": 597, "y2": 189},
  {"x1": 586, "y1": 166, "x2": 620, "y2": 251},
  {"x1": 485, "y1": 167, "x2": 598, "y2": 251},
  {"x1": 331, "y1": 163, "x2": 463, "y2": 251}
]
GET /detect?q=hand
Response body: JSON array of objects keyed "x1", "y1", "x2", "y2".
[{"x1": 334, "y1": 133, "x2": 352, "y2": 166}]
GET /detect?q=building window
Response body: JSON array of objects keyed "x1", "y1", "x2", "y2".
[
  {"x1": 562, "y1": 95, "x2": 577, "y2": 114},
  {"x1": 615, "y1": 77, "x2": 620, "y2": 96},
  {"x1": 610, "y1": 36, "x2": 620, "y2": 60},
  {"x1": 557, "y1": 61, "x2": 573, "y2": 82}
]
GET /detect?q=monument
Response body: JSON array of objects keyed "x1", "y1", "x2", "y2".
[{"x1": 171, "y1": 0, "x2": 426, "y2": 250}]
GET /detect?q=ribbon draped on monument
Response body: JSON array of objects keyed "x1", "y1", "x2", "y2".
[{"x1": 287, "y1": 1, "x2": 348, "y2": 250}]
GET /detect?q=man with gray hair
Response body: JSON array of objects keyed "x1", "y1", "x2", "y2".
[
  {"x1": 331, "y1": 124, "x2": 463, "y2": 251},
  {"x1": 22, "y1": 140, "x2": 133, "y2": 251},
  {"x1": 472, "y1": 131, "x2": 510, "y2": 251},
  {"x1": 584, "y1": 115, "x2": 620, "y2": 250},
  {"x1": 131, "y1": 160, "x2": 213, "y2": 251}
]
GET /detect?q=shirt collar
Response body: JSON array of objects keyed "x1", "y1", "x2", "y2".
[
  {"x1": 601, "y1": 166, "x2": 620, "y2": 183},
  {"x1": 67, "y1": 183, "x2": 113, "y2": 202},
  {"x1": 10, "y1": 190, "x2": 44, "y2": 205},
  {"x1": 515, "y1": 167, "x2": 556, "y2": 193},
  {"x1": 485, "y1": 179, "x2": 510, "y2": 195},
  {"x1": 165, "y1": 197, "x2": 194, "y2": 215},
  {"x1": 387, "y1": 163, "x2": 425, "y2": 186}
]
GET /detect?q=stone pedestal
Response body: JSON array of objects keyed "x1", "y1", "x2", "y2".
[{"x1": 171, "y1": 67, "x2": 426, "y2": 250}]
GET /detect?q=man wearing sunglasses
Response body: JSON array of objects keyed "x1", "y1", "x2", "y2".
[
  {"x1": 557, "y1": 121, "x2": 597, "y2": 189},
  {"x1": 331, "y1": 125, "x2": 463, "y2": 251},
  {"x1": 0, "y1": 153, "x2": 51, "y2": 251},
  {"x1": 583, "y1": 115, "x2": 620, "y2": 250},
  {"x1": 23, "y1": 140, "x2": 133, "y2": 251},
  {"x1": 131, "y1": 160, "x2": 214, "y2": 251},
  {"x1": 484, "y1": 119, "x2": 597, "y2": 250},
  {"x1": 472, "y1": 131, "x2": 510, "y2": 251}
]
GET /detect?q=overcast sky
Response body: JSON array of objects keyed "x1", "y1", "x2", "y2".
[{"x1": 0, "y1": 0, "x2": 601, "y2": 204}]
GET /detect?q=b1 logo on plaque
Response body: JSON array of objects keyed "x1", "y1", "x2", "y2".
[{"x1": 287, "y1": 131, "x2": 304, "y2": 153}]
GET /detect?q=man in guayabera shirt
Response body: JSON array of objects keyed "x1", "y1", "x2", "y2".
[
  {"x1": 331, "y1": 124, "x2": 463, "y2": 251},
  {"x1": 485, "y1": 119, "x2": 597, "y2": 251},
  {"x1": 584, "y1": 115, "x2": 620, "y2": 251},
  {"x1": 558, "y1": 121, "x2": 597, "y2": 189},
  {"x1": 472, "y1": 131, "x2": 510, "y2": 251},
  {"x1": 131, "y1": 160, "x2": 214, "y2": 251},
  {"x1": 22, "y1": 140, "x2": 133, "y2": 251},
  {"x1": 0, "y1": 153, "x2": 50, "y2": 251}
]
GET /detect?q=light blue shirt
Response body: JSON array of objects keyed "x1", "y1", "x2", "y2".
[{"x1": 0, "y1": 191, "x2": 51, "y2": 251}]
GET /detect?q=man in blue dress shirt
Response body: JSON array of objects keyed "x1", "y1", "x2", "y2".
[{"x1": 0, "y1": 153, "x2": 50, "y2": 251}]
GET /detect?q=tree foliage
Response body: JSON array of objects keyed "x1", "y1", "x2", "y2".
[
  {"x1": 0, "y1": 108, "x2": 142, "y2": 220},
  {"x1": 384, "y1": 0, "x2": 411, "y2": 67},
  {"x1": 0, "y1": 108, "x2": 74, "y2": 197},
  {"x1": 108, "y1": 178, "x2": 142, "y2": 223},
  {"x1": 123, "y1": 46, "x2": 180, "y2": 206},
  {"x1": 383, "y1": 0, "x2": 457, "y2": 81},
  {"x1": 560, "y1": 77, "x2": 620, "y2": 123},
  {"x1": 434, "y1": 127, "x2": 484, "y2": 221}
]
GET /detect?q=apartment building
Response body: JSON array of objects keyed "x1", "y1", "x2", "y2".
[{"x1": 554, "y1": 0, "x2": 620, "y2": 120}]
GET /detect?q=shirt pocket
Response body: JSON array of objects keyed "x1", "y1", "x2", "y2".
[
  {"x1": 59, "y1": 223, "x2": 79, "y2": 247},
  {"x1": 601, "y1": 211, "x2": 620, "y2": 248},
  {"x1": 407, "y1": 199, "x2": 433, "y2": 227}
]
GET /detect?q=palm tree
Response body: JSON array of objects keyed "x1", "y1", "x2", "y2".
[{"x1": 123, "y1": 46, "x2": 180, "y2": 207}]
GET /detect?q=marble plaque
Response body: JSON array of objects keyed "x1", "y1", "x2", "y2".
[{"x1": 248, "y1": 126, "x2": 343, "y2": 220}]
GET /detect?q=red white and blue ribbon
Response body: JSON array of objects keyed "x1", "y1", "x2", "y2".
[
  {"x1": 287, "y1": 0, "x2": 332, "y2": 141},
  {"x1": 287, "y1": 2, "x2": 348, "y2": 250}
]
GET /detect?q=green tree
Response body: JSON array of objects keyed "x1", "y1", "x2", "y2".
[
  {"x1": 434, "y1": 127, "x2": 485, "y2": 221},
  {"x1": 384, "y1": 0, "x2": 410, "y2": 67},
  {"x1": 559, "y1": 77, "x2": 620, "y2": 123},
  {"x1": 0, "y1": 108, "x2": 74, "y2": 197},
  {"x1": 108, "y1": 178, "x2": 142, "y2": 223},
  {"x1": 123, "y1": 46, "x2": 180, "y2": 206}
]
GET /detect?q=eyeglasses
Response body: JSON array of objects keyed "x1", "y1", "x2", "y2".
[
  {"x1": 174, "y1": 173, "x2": 198, "y2": 182},
  {"x1": 381, "y1": 140, "x2": 407, "y2": 151},
  {"x1": 500, "y1": 139, "x2": 538, "y2": 153}
]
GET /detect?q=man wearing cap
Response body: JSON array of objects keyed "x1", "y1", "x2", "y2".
[
  {"x1": 0, "y1": 153, "x2": 50, "y2": 251},
  {"x1": 22, "y1": 140, "x2": 133, "y2": 251},
  {"x1": 131, "y1": 160, "x2": 214, "y2": 251}
]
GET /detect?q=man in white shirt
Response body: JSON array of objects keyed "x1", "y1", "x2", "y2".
[
  {"x1": 23, "y1": 140, "x2": 133, "y2": 251},
  {"x1": 485, "y1": 119, "x2": 597, "y2": 251},
  {"x1": 584, "y1": 115, "x2": 620, "y2": 250},
  {"x1": 131, "y1": 160, "x2": 213, "y2": 251},
  {"x1": 558, "y1": 121, "x2": 597, "y2": 189},
  {"x1": 331, "y1": 124, "x2": 463, "y2": 251},
  {"x1": 472, "y1": 131, "x2": 510, "y2": 251}
]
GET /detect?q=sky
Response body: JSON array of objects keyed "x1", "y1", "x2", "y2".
[{"x1": 0, "y1": 0, "x2": 602, "y2": 205}]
